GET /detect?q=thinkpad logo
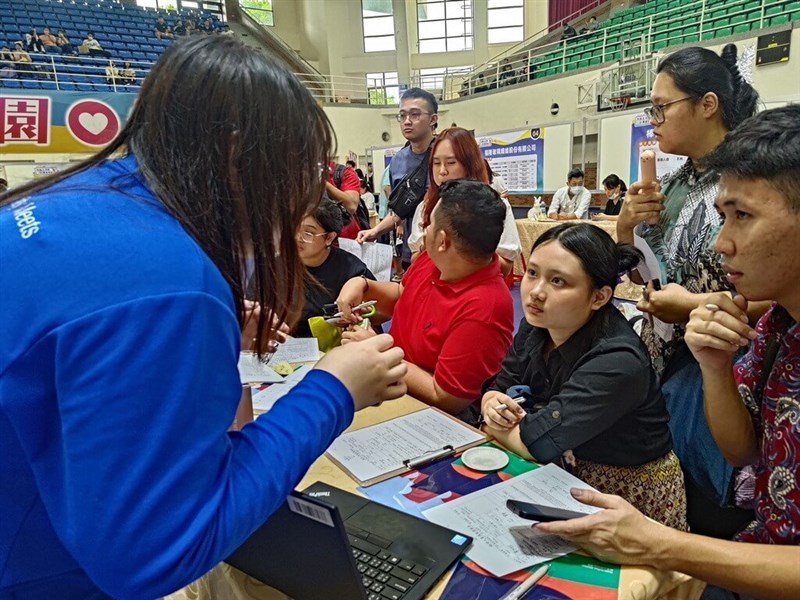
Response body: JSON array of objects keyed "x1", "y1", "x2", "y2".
[{"x1": 307, "y1": 491, "x2": 330, "y2": 498}]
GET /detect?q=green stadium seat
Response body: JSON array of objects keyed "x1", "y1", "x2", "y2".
[
  {"x1": 770, "y1": 14, "x2": 790, "y2": 24},
  {"x1": 654, "y1": 40, "x2": 670, "y2": 50},
  {"x1": 765, "y1": 4, "x2": 784, "y2": 16},
  {"x1": 733, "y1": 23, "x2": 751, "y2": 32},
  {"x1": 683, "y1": 32, "x2": 700, "y2": 42},
  {"x1": 589, "y1": 56, "x2": 602, "y2": 66},
  {"x1": 718, "y1": 26, "x2": 733, "y2": 36}
]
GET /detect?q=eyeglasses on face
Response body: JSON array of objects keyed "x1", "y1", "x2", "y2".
[
  {"x1": 395, "y1": 110, "x2": 431, "y2": 123},
  {"x1": 296, "y1": 231, "x2": 328, "y2": 244},
  {"x1": 643, "y1": 96, "x2": 695, "y2": 125}
]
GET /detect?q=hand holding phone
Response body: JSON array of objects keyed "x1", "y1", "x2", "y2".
[{"x1": 506, "y1": 499, "x2": 588, "y2": 522}]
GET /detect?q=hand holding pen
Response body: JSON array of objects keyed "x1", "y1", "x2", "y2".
[
  {"x1": 324, "y1": 301, "x2": 377, "y2": 325},
  {"x1": 480, "y1": 387, "x2": 529, "y2": 431}
]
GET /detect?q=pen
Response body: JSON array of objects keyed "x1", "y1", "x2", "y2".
[
  {"x1": 403, "y1": 445, "x2": 455, "y2": 469},
  {"x1": 494, "y1": 397, "x2": 527, "y2": 412},
  {"x1": 332, "y1": 300, "x2": 377, "y2": 319},
  {"x1": 500, "y1": 564, "x2": 549, "y2": 600}
]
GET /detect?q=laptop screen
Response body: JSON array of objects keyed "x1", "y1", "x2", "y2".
[{"x1": 226, "y1": 482, "x2": 472, "y2": 600}]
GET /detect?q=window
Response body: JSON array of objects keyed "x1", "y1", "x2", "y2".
[
  {"x1": 488, "y1": 0, "x2": 524, "y2": 44},
  {"x1": 417, "y1": 0, "x2": 473, "y2": 54},
  {"x1": 417, "y1": 65, "x2": 471, "y2": 90},
  {"x1": 240, "y1": 0, "x2": 274, "y2": 26},
  {"x1": 362, "y1": 0, "x2": 396, "y2": 53},
  {"x1": 367, "y1": 71, "x2": 400, "y2": 105}
]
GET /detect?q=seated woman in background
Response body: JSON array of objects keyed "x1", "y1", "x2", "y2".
[
  {"x1": 407, "y1": 127, "x2": 521, "y2": 276},
  {"x1": 121, "y1": 61, "x2": 136, "y2": 85},
  {"x1": 0, "y1": 47, "x2": 17, "y2": 79},
  {"x1": 293, "y1": 198, "x2": 375, "y2": 338},
  {"x1": 592, "y1": 173, "x2": 626, "y2": 221},
  {"x1": 56, "y1": 30, "x2": 75, "y2": 54},
  {"x1": 482, "y1": 223, "x2": 686, "y2": 529}
]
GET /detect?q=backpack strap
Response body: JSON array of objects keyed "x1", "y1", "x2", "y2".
[{"x1": 333, "y1": 164, "x2": 346, "y2": 188}]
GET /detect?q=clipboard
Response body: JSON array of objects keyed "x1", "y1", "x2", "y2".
[{"x1": 325, "y1": 406, "x2": 489, "y2": 487}]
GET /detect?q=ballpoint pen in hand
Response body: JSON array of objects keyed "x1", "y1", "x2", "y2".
[
  {"x1": 331, "y1": 300, "x2": 377, "y2": 319},
  {"x1": 500, "y1": 564, "x2": 549, "y2": 600},
  {"x1": 494, "y1": 384, "x2": 530, "y2": 411}
]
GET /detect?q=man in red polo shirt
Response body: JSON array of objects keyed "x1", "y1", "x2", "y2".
[
  {"x1": 326, "y1": 161, "x2": 362, "y2": 239},
  {"x1": 336, "y1": 180, "x2": 514, "y2": 421}
]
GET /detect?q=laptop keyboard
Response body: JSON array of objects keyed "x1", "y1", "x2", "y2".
[{"x1": 348, "y1": 532, "x2": 428, "y2": 600}]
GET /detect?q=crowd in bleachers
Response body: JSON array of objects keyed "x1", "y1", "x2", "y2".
[{"x1": 0, "y1": 0, "x2": 229, "y2": 92}]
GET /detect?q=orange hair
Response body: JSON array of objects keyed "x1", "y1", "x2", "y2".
[{"x1": 420, "y1": 127, "x2": 489, "y2": 229}]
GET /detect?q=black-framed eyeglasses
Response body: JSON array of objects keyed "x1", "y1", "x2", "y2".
[
  {"x1": 395, "y1": 110, "x2": 431, "y2": 123},
  {"x1": 643, "y1": 96, "x2": 695, "y2": 125}
]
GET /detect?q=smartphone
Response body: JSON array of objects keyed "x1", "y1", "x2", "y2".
[{"x1": 506, "y1": 499, "x2": 588, "y2": 522}]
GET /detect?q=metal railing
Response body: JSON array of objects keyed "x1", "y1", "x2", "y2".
[
  {"x1": 0, "y1": 53, "x2": 153, "y2": 92},
  {"x1": 444, "y1": 0, "x2": 794, "y2": 100}
]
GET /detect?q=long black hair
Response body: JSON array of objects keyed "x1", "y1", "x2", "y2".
[
  {"x1": 532, "y1": 223, "x2": 642, "y2": 293},
  {"x1": 657, "y1": 43, "x2": 759, "y2": 131},
  {"x1": 0, "y1": 35, "x2": 335, "y2": 357}
]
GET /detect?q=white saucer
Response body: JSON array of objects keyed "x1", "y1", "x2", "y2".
[{"x1": 461, "y1": 447, "x2": 509, "y2": 472}]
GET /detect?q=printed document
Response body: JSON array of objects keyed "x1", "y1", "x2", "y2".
[
  {"x1": 423, "y1": 464, "x2": 599, "y2": 576},
  {"x1": 338, "y1": 238, "x2": 393, "y2": 282},
  {"x1": 251, "y1": 365, "x2": 313, "y2": 412}
]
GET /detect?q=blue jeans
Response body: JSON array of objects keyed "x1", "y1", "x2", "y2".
[{"x1": 662, "y1": 343, "x2": 734, "y2": 506}]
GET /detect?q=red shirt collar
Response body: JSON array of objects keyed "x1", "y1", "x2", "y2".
[{"x1": 424, "y1": 253, "x2": 503, "y2": 293}]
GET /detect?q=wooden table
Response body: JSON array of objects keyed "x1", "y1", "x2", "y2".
[
  {"x1": 514, "y1": 219, "x2": 643, "y2": 302},
  {"x1": 165, "y1": 396, "x2": 703, "y2": 600}
]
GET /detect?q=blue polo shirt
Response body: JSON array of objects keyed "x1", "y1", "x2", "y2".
[{"x1": 0, "y1": 155, "x2": 354, "y2": 598}]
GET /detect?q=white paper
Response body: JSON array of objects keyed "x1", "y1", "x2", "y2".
[
  {"x1": 338, "y1": 238, "x2": 393, "y2": 282},
  {"x1": 632, "y1": 232, "x2": 674, "y2": 343},
  {"x1": 251, "y1": 365, "x2": 313, "y2": 412},
  {"x1": 269, "y1": 337, "x2": 320, "y2": 364},
  {"x1": 237, "y1": 353, "x2": 283, "y2": 384},
  {"x1": 422, "y1": 464, "x2": 599, "y2": 577},
  {"x1": 325, "y1": 408, "x2": 486, "y2": 484},
  {"x1": 632, "y1": 232, "x2": 663, "y2": 285}
]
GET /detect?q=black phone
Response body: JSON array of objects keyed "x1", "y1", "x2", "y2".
[
  {"x1": 651, "y1": 278, "x2": 662, "y2": 291},
  {"x1": 506, "y1": 499, "x2": 587, "y2": 522}
]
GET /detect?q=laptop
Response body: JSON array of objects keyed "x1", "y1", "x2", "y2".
[{"x1": 226, "y1": 482, "x2": 473, "y2": 600}]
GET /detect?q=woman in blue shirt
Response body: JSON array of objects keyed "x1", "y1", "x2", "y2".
[{"x1": 0, "y1": 36, "x2": 406, "y2": 599}]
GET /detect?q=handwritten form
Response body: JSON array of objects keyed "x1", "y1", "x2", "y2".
[
  {"x1": 423, "y1": 464, "x2": 599, "y2": 577},
  {"x1": 269, "y1": 337, "x2": 320, "y2": 363},
  {"x1": 251, "y1": 365, "x2": 313, "y2": 412},
  {"x1": 237, "y1": 353, "x2": 283, "y2": 384},
  {"x1": 325, "y1": 408, "x2": 486, "y2": 484}
]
